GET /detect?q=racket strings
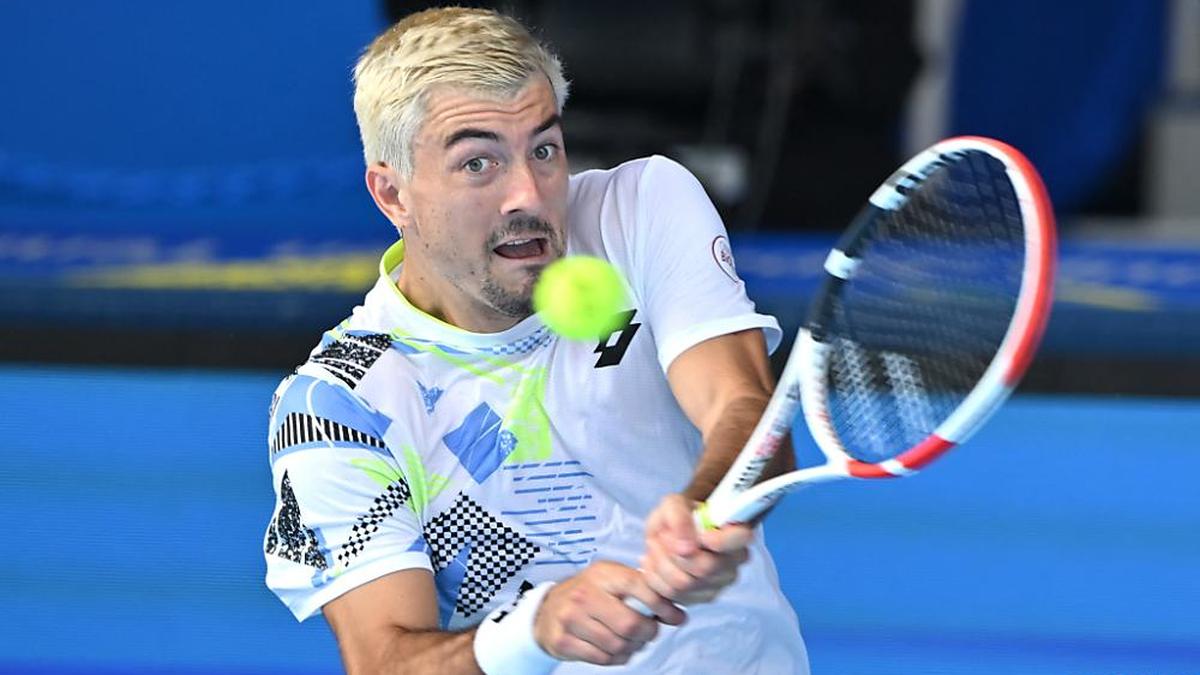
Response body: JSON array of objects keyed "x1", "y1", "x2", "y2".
[{"x1": 823, "y1": 151, "x2": 1025, "y2": 463}]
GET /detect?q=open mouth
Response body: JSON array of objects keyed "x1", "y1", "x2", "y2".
[{"x1": 493, "y1": 237, "x2": 548, "y2": 260}]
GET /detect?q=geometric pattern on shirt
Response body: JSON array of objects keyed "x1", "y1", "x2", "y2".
[
  {"x1": 423, "y1": 493, "x2": 540, "y2": 618},
  {"x1": 442, "y1": 402, "x2": 511, "y2": 484},
  {"x1": 310, "y1": 332, "x2": 393, "y2": 388},
  {"x1": 264, "y1": 470, "x2": 328, "y2": 569},
  {"x1": 269, "y1": 412, "x2": 386, "y2": 454},
  {"x1": 334, "y1": 478, "x2": 412, "y2": 568},
  {"x1": 490, "y1": 578, "x2": 537, "y2": 623},
  {"x1": 475, "y1": 326, "x2": 553, "y2": 357}
]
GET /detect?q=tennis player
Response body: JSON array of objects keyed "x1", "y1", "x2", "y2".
[{"x1": 263, "y1": 7, "x2": 807, "y2": 673}]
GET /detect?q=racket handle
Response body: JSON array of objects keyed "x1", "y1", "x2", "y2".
[{"x1": 625, "y1": 596, "x2": 656, "y2": 617}]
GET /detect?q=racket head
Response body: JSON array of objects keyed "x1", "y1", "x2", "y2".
[{"x1": 799, "y1": 136, "x2": 1056, "y2": 479}]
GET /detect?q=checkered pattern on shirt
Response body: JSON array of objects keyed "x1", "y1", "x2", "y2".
[
  {"x1": 478, "y1": 327, "x2": 553, "y2": 356},
  {"x1": 424, "y1": 493, "x2": 540, "y2": 618},
  {"x1": 335, "y1": 479, "x2": 413, "y2": 567},
  {"x1": 405, "y1": 329, "x2": 552, "y2": 357}
]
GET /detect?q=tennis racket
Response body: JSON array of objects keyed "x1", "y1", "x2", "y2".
[
  {"x1": 678, "y1": 135, "x2": 1058, "y2": 534},
  {"x1": 690, "y1": 135, "x2": 1057, "y2": 531}
]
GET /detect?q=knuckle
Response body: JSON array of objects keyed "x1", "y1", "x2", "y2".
[
  {"x1": 613, "y1": 614, "x2": 643, "y2": 637},
  {"x1": 646, "y1": 575, "x2": 671, "y2": 599},
  {"x1": 566, "y1": 587, "x2": 589, "y2": 606},
  {"x1": 550, "y1": 634, "x2": 574, "y2": 655},
  {"x1": 667, "y1": 567, "x2": 695, "y2": 591},
  {"x1": 605, "y1": 633, "x2": 631, "y2": 655},
  {"x1": 691, "y1": 554, "x2": 719, "y2": 577}
]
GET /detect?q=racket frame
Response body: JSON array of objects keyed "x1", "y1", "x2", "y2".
[{"x1": 702, "y1": 136, "x2": 1057, "y2": 526}]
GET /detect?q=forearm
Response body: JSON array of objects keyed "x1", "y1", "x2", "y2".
[
  {"x1": 337, "y1": 626, "x2": 483, "y2": 675},
  {"x1": 683, "y1": 394, "x2": 795, "y2": 503}
]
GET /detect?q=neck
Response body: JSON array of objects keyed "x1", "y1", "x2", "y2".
[{"x1": 395, "y1": 258, "x2": 523, "y2": 334}]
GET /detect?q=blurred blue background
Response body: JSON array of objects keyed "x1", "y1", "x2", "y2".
[
  {"x1": 3, "y1": 367, "x2": 1197, "y2": 673},
  {"x1": 2, "y1": 0, "x2": 1199, "y2": 673}
]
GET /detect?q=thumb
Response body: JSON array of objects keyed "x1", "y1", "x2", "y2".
[
  {"x1": 698, "y1": 522, "x2": 754, "y2": 553},
  {"x1": 657, "y1": 495, "x2": 700, "y2": 556}
]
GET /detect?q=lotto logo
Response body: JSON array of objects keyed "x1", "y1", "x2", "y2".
[{"x1": 594, "y1": 309, "x2": 641, "y2": 368}]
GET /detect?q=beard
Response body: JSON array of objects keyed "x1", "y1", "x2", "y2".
[{"x1": 480, "y1": 215, "x2": 566, "y2": 319}]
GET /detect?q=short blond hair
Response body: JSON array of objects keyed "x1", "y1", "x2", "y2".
[{"x1": 352, "y1": 7, "x2": 569, "y2": 179}]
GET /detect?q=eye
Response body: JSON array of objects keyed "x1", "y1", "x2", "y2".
[
  {"x1": 533, "y1": 143, "x2": 559, "y2": 161},
  {"x1": 463, "y1": 157, "x2": 496, "y2": 174}
]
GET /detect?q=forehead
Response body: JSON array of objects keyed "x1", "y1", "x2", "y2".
[{"x1": 419, "y1": 77, "x2": 559, "y2": 142}]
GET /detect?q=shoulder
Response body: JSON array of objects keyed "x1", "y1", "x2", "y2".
[
  {"x1": 304, "y1": 329, "x2": 397, "y2": 390},
  {"x1": 567, "y1": 156, "x2": 709, "y2": 257},
  {"x1": 271, "y1": 328, "x2": 406, "y2": 433},
  {"x1": 568, "y1": 155, "x2": 699, "y2": 203}
]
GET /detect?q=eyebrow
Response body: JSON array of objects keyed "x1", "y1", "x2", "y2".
[
  {"x1": 443, "y1": 114, "x2": 562, "y2": 150},
  {"x1": 532, "y1": 114, "x2": 562, "y2": 137}
]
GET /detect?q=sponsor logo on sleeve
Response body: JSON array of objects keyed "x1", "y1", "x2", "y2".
[{"x1": 711, "y1": 235, "x2": 740, "y2": 283}]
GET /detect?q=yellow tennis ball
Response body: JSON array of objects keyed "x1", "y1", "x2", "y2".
[{"x1": 534, "y1": 256, "x2": 628, "y2": 340}]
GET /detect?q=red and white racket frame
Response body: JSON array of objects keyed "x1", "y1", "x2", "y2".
[{"x1": 700, "y1": 136, "x2": 1057, "y2": 528}]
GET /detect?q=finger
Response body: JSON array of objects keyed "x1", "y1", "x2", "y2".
[
  {"x1": 621, "y1": 581, "x2": 687, "y2": 626},
  {"x1": 658, "y1": 496, "x2": 701, "y2": 556},
  {"x1": 600, "y1": 603, "x2": 661, "y2": 645},
  {"x1": 698, "y1": 522, "x2": 754, "y2": 553},
  {"x1": 544, "y1": 628, "x2": 629, "y2": 666},
  {"x1": 671, "y1": 548, "x2": 739, "y2": 579},
  {"x1": 589, "y1": 560, "x2": 685, "y2": 627},
  {"x1": 589, "y1": 577, "x2": 664, "y2": 637},
  {"x1": 642, "y1": 535, "x2": 700, "y2": 598},
  {"x1": 642, "y1": 563, "x2": 698, "y2": 606},
  {"x1": 646, "y1": 556, "x2": 737, "y2": 605},
  {"x1": 569, "y1": 613, "x2": 646, "y2": 657}
]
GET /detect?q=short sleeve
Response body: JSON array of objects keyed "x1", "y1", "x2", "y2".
[
  {"x1": 631, "y1": 156, "x2": 782, "y2": 371},
  {"x1": 263, "y1": 373, "x2": 431, "y2": 621}
]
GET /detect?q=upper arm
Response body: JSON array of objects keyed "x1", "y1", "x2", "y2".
[
  {"x1": 323, "y1": 569, "x2": 439, "y2": 668},
  {"x1": 264, "y1": 373, "x2": 433, "y2": 622},
  {"x1": 621, "y1": 157, "x2": 782, "y2": 374},
  {"x1": 665, "y1": 328, "x2": 774, "y2": 438}
]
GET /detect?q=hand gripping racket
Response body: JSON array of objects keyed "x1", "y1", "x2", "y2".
[{"x1": 628, "y1": 136, "x2": 1055, "y2": 616}]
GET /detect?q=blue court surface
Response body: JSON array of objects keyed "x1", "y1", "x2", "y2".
[{"x1": 1, "y1": 365, "x2": 1197, "y2": 674}]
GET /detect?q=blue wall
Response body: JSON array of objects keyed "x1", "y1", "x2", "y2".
[
  {"x1": 0, "y1": 2, "x2": 377, "y2": 167},
  {"x1": 0, "y1": 1, "x2": 384, "y2": 236}
]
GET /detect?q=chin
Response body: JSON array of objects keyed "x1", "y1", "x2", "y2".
[{"x1": 480, "y1": 278, "x2": 535, "y2": 319}]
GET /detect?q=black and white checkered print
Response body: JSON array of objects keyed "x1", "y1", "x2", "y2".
[
  {"x1": 310, "y1": 333, "x2": 393, "y2": 388},
  {"x1": 479, "y1": 326, "x2": 553, "y2": 356},
  {"x1": 424, "y1": 494, "x2": 540, "y2": 618},
  {"x1": 270, "y1": 412, "x2": 386, "y2": 453},
  {"x1": 335, "y1": 479, "x2": 412, "y2": 566},
  {"x1": 401, "y1": 328, "x2": 552, "y2": 358}
]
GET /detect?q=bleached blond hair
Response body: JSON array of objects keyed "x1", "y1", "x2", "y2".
[{"x1": 352, "y1": 7, "x2": 569, "y2": 179}]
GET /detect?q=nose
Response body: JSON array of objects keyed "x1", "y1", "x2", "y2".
[{"x1": 500, "y1": 159, "x2": 544, "y2": 216}]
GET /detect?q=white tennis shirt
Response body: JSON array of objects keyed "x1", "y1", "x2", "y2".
[{"x1": 264, "y1": 156, "x2": 809, "y2": 673}]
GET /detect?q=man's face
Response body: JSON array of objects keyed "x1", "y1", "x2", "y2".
[{"x1": 395, "y1": 76, "x2": 568, "y2": 332}]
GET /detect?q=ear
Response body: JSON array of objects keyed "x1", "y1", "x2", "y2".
[{"x1": 365, "y1": 162, "x2": 413, "y2": 230}]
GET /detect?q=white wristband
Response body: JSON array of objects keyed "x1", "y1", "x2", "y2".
[{"x1": 473, "y1": 581, "x2": 560, "y2": 675}]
